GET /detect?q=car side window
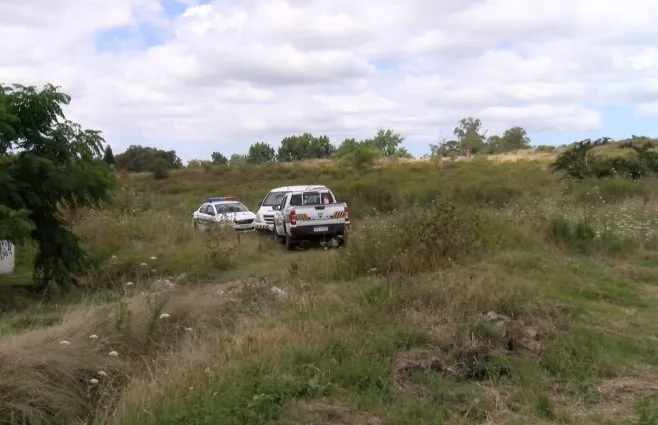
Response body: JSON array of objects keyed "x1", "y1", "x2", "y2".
[
  {"x1": 278, "y1": 195, "x2": 287, "y2": 212},
  {"x1": 205, "y1": 205, "x2": 216, "y2": 215}
]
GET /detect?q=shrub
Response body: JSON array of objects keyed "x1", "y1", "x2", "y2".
[
  {"x1": 328, "y1": 201, "x2": 520, "y2": 278},
  {"x1": 151, "y1": 158, "x2": 170, "y2": 180}
]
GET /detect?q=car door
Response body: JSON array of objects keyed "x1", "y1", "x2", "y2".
[
  {"x1": 194, "y1": 204, "x2": 208, "y2": 229},
  {"x1": 204, "y1": 204, "x2": 217, "y2": 228},
  {"x1": 274, "y1": 195, "x2": 288, "y2": 235}
]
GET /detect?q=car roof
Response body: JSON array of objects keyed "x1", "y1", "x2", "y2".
[{"x1": 270, "y1": 185, "x2": 329, "y2": 192}]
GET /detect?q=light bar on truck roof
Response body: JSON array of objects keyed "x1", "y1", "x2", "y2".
[{"x1": 207, "y1": 196, "x2": 236, "y2": 203}]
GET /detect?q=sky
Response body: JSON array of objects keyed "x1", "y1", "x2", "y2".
[{"x1": 1, "y1": 0, "x2": 658, "y2": 162}]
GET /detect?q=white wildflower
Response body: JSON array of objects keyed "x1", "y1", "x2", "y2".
[
  {"x1": 126, "y1": 281, "x2": 134, "y2": 286},
  {"x1": 184, "y1": 327, "x2": 193, "y2": 332},
  {"x1": 140, "y1": 262, "x2": 148, "y2": 267},
  {"x1": 149, "y1": 256, "x2": 157, "y2": 260},
  {"x1": 59, "y1": 340, "x2": 70, "y2": 345},
  {"x1": 108, "y1": 351, "x2": 119, "y2": 357},
  {"x1": 111, "y1": 255, "x2": 117, "y2": 260},
  {"x1": 89, "y1": 378, "x2": 99, "y2": 384},
  {"x1": 159, "y1": 313, "x2": 171, "y2": 319},
  {"x1": 97, "y1": 371, "x2": 107, "y2": 377},
  {"x1": 89, "y1": 334, "x2": 98, "y2": 339},
  {"x1": 188, "y1": 386, "x2": 195, "y2": 391}
]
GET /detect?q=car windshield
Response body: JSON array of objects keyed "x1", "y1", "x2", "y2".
[
  {"x1": 214, "y1": 202, "x2": 248, "y2": 214},
  {"x1": 262, "y1": 191, "x2": 290, "y2": 206}
]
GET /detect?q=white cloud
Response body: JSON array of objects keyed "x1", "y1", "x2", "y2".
[{"x1": 0, "y1": 0, "x2": 656, "y2": 160}]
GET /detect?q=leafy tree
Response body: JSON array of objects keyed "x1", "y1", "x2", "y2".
[
  {"x1": 429, "y1": 139, "x2": 460, "y2": 157},
  {"x1": 342, "y1": 143, "x2": 379, "y2": 174},
  {"x1": 229, "y1": 154, "x2": 248, "y2": 165},
  {"x1": 334, "y1": 138, "x2": 363, "y2": 158},
  {"x1": 500, "y1": 126, "x2": 531, "y2": 152},
  {"x1": 186, "y1": 159, "x2": 212, "y2": 168},
  {"x1": 102, "y1": 145, "x2": 115, "y2": 166},
  {"x1": 368, "y1": 128, "x2": 406, "y2": 157},
  {"x1": 454, "y1": 117, "x2": 487, "y2": 154},
  {"x1": 114, "y1": 145, "x2": 182, "y2": 172},
  {"x1": 485, "y1": 135, "x2": 504, "y2": 154},
  {"x1": 247, "y1": 142, "x2": 276, "y2": 164},
  {"x1": 550, "y1": 137, "x2": 611, "y2": 180},
  {"x1": 277, "y1": 133, "x2": 335, "y2": 161},
  {"x1": 211, "y1": 151, "x2": 228, "y2": 165},
  {"x1": 0, "y1": 83, "x2": 116, "y2": 291}
]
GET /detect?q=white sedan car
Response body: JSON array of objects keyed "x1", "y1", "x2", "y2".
[{"x1": 192, "y1": 196, "x2": 257, "y2": 231}]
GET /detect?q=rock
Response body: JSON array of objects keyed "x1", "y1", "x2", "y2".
[
  {"x1": 169, "y1": 272, "x2": 188, "y2": 282},
  {"x1": 152, "y1": 278, "x2": 176, "y2": 292},
  {"x1": 270, "y1": 286, "x2": 286, "y2": 297},
  {"x1": 483, "y1": 310, "x2": 510, "y2": 326}
]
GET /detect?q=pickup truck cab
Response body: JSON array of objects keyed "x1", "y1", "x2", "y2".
[
  {"x1": 192, "y1": 196, "x2": 257, "y2": 231},
  {"x1": 272, "y1": 187, "x2": 349, "y2": 250},
  {"x1": 254, "y1": 185, "x2": 335, "y2": 233}
]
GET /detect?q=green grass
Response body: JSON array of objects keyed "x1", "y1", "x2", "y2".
[{"x1": 1, "y1": 158, "x2": 658, "y2": 425}]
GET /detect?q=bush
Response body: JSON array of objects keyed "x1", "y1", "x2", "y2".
[
  {"x1": 328, "y1": 201, "x2": 520, "y2": 278},
  {"x1": 151, "y1": 158, "x2": 170, "y2": 180},
  {"x1": 546, "y1": 216, "x2": 641, "y2": 254}
]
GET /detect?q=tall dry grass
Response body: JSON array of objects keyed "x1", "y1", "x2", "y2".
[{"x1": 0, "y1": 277, "x2": 278, "y2": 425}]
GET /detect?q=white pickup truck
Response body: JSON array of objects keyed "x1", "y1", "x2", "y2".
[
  {"x1": 271, "y1": 187, "x2": 349, "y2": 250},
  {"x1": 254, "y1": 185, "x2": 335, "y2": 233}
]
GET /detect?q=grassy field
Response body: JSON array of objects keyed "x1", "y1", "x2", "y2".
[{"x1": 1, "y1": 152, "x2": 658, "y2": 425}]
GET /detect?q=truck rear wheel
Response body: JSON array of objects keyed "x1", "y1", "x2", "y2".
[
  {"x1": 337, "y1": 233, "x2": 347, "y2": 248},
  {"x1": 285, "y1": 234, "x2": 296, "y2": 251}
]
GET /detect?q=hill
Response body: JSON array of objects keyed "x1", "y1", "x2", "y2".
[{"x1": 1, "y1": 157, "x2": 658, "y2": 425}]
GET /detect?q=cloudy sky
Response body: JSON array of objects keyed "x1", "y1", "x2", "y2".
[{"x1": 2, "y1": 0, "x2": 657, "y2": 161}]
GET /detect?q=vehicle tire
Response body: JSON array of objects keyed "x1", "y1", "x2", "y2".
[
  {"x1": 273, "y1": 226, "x2": 285, "y2": 244},
  {"x1": 285, "y1": 234, "x2": 297, "y2": 250},
  {"x1": 338, "y1": 232, "x2": 347, "y2": 248}
]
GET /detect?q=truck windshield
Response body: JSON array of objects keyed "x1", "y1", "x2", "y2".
[
  {"x1": 290, "y1": 192, "x2": 334, "y2": 206},
  {"x1": 262, "y1": 191, "x2": 290, "y2": 206}
]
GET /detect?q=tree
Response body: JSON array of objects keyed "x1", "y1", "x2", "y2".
[
  {"x1": 277, "y1": 133, "x2": 335, "y2": 162},
  {"x1": 186, "y1": 159, "x2": 212, "y2": 168},
  {"x1": 102, "y1": 145, "x2": 115, "y2": 166},
  {"x1": 429, "y1": 140, "x2": 460, "y2": 157},
  {"x1": 0, "y1": 83, "x2": 116, "y2": 291},
  {"x1": 334, "y1": 138, "x2": 362, "y2": 158},
  {"x1": 454, "y1": 117, "x2": 487, "y2": 154},
  {"x1": 485, "y1": 135, "x2": 504, "y2": 154},
  {"x1": 211, "y1": 151, "x2": 228, "y2": 165},
  {"x1": 368, "y1": 128, "x2": 406, "y2": 157},
  {"x1": 550, "y1": 137, "x2": 612, "y2": 180},
  {"x1": 340, "y1": 143, "x2": 379, "y2": 174},
  {"x1": 247, "y1": 142, "x2": 276, "y2": 164},
  {"x1": 229, "y1": 154, "x2": 248, "y2": 165},
  {"x1": 500, "y1": 126, "x2": 531, "y2": 152},
  {"x1": 114, "y1": 145, "x2": 183, "y2": 172}
]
